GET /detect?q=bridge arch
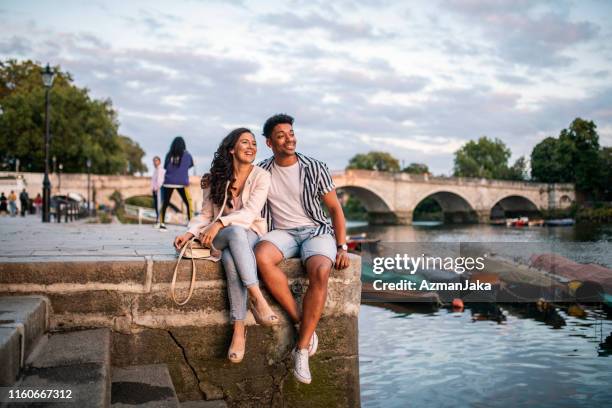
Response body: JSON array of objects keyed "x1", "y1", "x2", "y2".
[
  {"x1": 490, "y1": 195, "x2": 542, "y2": 220},
  {"x1": 559, "y1": 195, "x2": 573, "y2": 209},
  {"x1": 337, "y1": 186, "x2": 392, "y2": 213},
  {"x1": 336, "y1": 185, "x2": 401, "y2": 224},
  {"x1": 413, "y1": 190, "x2": 478, "y2": 224}
]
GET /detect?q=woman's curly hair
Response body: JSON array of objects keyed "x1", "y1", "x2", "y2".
[{"x1": 208, "y1": 127, "x2": 254, "y2": 209}]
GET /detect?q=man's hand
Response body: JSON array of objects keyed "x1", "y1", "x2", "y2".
[
  {"x1": 335, "y1": 249, "x2": 350, "y2": 270},
  {"x1": 174, "y1": 232, "x2": 194, "y2": 250},
  {"x1": 199, "y1": 221, "x2": 223, "y2": 248}
]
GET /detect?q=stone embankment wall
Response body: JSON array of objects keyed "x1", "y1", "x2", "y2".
[{"x1": 0, "y1": 254, "x2": 362, "y2": 407}]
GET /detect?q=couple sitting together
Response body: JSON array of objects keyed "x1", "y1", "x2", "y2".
[{"x1": 173, "y1": 113, "x2": 350, "y2": 384}]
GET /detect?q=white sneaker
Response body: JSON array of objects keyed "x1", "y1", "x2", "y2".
[
  {"x1": 292, "y1": 348, "x2": 311, "y2": 384},
  {"x1": 159, "y1": 224, "x2": 167, "y2": 232},
  {"x1": 153, "y1": 223, "x2": 161, "y2": 229},
  {"x1": 308, "y1": 331, "x2": 318, "y2": 357}
]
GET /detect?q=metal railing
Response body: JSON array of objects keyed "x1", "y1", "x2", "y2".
[{"x1": 50, "y1": 199, "x2": 83, "y2": 223}]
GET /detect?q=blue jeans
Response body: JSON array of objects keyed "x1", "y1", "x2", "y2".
[{"x1": 213, "y1": 225, "x2": 259, "y2": 322}]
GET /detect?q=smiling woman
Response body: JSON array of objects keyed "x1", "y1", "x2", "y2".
[{"x1": 173, "y1": 127, "x2": 278, "y2": 364}]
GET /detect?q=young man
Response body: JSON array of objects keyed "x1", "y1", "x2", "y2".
[
  {"x1": 255, "y1": 113, "x2": 350, "y2": 384},
  {"x1": 151, "y1": 156, "x2": 165, "y2": 227}
]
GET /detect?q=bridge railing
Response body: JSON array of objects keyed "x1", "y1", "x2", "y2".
[{"x1": 335, "y1": 169, "x2": 575, "y2": 190}]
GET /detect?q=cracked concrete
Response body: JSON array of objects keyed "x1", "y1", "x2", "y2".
[{"x1": 167, "y1": 330, "x2": 207, "y2": 400}]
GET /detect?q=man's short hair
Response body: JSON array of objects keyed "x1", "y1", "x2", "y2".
[
  {"x1": 263, "y1": 113, "x2": 294, "y2": 138},
  {"x1": 153, "y1": 156, "x2": 161, "y2": 161}
]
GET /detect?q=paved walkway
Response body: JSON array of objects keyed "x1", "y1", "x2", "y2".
[{"x1": 0, "y1": 216, "x2": 185, "y2": 261}]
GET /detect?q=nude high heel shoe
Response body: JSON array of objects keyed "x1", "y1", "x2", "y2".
[
  {"x1": 248, "y1": 297, "x2": 280, "y2": 326},
  {"x1": 228, "y1": 328, "x2": 247, "y2": 363}
]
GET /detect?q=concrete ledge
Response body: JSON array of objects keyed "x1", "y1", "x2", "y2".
[
  {"x1": 0, "y1": 327, "x2": 21, "y2": 386},
  {"x1": 0, "y1": 296, "x2": 48, "y2": 370},
  {"x1": 1, "y1": 255, "x2": 362, "y2": 406},
  {"x1": 0, "y1": 258, "x2": 147, "y2": 285}
]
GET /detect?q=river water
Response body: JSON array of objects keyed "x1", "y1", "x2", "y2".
[{"x1": 349, "y1": 222, "x2": 612, "y2": 408}]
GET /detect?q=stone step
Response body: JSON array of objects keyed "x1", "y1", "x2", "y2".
[
  {"x1": 0, "y1": 295, "x2": 48, "y2": 386},
  {"x1": 181, "y1": 400, "x2": 228, "y2": 408},
  {"x1": 111, "y1": 364, "x2": 179, "y2": 407},
  {"x1": 14, "y1": 328, "x2": 111, "y2": 407}
]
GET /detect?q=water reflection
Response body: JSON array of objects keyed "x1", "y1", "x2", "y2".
[
  {"x1": 355, "y1": 223, "x2": 612, "y2": 408},
  {"x1": 359, "y1": 304, "x2": 612, "y2": 408}
]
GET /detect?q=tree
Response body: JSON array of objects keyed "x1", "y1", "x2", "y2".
[
  {"x1": 531, "y1": 118, "x2": 604, "y2": 197},
  {"x1": 530, "y1": 137, "x2": 572, "y2": 183},
  {"x1": 346, "y1": 151, "x2": 400, "y2": 172},
  {"x1": 453, "y1": 136, "x2": 524, "y2": 180},
  {"x1": 600, "y1": 147, "x2": 612, "y2": 200},
  {"x1": 402, "y1": 162, "x2": 429, "y2": 175},
  {"x1": 0, "y1": 59, "x2": 146, "y2": 174},
  {"x1": 561, "y1": 118, "x2": 601, "y2": 193},
  {"x1": 504, "y1": 156, "x2": 528, "y2": 181}
]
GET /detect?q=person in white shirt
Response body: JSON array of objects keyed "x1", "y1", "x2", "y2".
[
  {"x1": 151, "y1": 156, "x2": 165, "y2": 226},
  {"x1": 255, "y1": 113, "x2": 350, "y2": 384}
]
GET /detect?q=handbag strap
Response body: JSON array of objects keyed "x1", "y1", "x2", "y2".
[
  {"x1": 171, "y1": 236, "x2": 197, "y2": 305},
  {"x1": 170, "y1": 180, "x2": 230, "y2": 306}
]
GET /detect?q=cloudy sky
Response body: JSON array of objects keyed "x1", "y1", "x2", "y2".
[{"x1": 2, "y1": 0, "x2": 611, "y2": 175}]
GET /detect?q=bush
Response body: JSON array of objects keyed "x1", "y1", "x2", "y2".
[{"x1": 125, "y1": 195, "x2": 154, "y2": 208}]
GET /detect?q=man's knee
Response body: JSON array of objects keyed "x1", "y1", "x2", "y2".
[
  {"x1": 255, "y1": 241, "x2": 282, "y2": 266},
  {"x1": 307, "y1": 257, "x2": 332, "y2": 286}
]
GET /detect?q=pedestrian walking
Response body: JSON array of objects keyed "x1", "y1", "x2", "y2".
[
  {"x1": 8, "y1": 190, "x2": 17, "y2": 216},
  {"x1": 33, "y1": 193, "x2": 42, "y2": 215},
  {"x1": 0, "y1": 192, "x2": 8, "y2": 215},
  {"x1": 159, "y1": 136, "x2": 194, "y2": 230},
  {"x1": 151, "y1": 156, "x2": 165, "y2": 227},
  {"x1": 19, "y1": 189, "x2": 29, "y2": 217}
]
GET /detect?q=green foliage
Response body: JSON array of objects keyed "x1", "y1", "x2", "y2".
[
  {"x1": 402, "y1": 162, "x2": 429, "y2": 174},
  {"x1": 453, "y1": 136, "x2": 526, "y2": 180},
  {"x1": 531, "y1": 118, "x2": 607, "y2": 198},
  {"x1": 98, "y1": 211, "x2": 112, "y2": 224},
  {"x1": 109, "y1": 190, "x2": 123, "y2": 210},
  {"x1": 125, "y1": 195, "x2": 154, "y2": 208},
  {"x1": 530, "y1": 137, "x2": 572, "y2": 183},
  {"x1": 576, "y1": 205, "x2": 612, "y2": 223},
  {"x1": 413, "y1": 197, "x2": 443, "y2": 221},
  {"x1": 346, "y1": 151, "x2": 400, "y2": 172},
  {"x1": 600, "y1": 147, "x2": 612, "y2": 200},
  {"x1": 342, "y1": 195, "x2": 368, "y2": 221},
  {"x1": 0, "y1": 59, "x2": 146, "y2": 174}
]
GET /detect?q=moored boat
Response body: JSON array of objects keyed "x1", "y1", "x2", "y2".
[{"x1": 544, "y1": 218, "x2": 575, "y2": 226}]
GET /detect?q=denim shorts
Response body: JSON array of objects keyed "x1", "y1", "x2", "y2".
[{"x1": 260, "y1": 226, "x2": 336, "y2": 264}]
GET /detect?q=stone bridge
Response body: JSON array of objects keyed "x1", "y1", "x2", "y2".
[
  {"x1": 334, "y1": 169, "x2": 575, "y2": 224},
  {"x1": 2, "y1": 170, "x2": 576, "y2": 224}
]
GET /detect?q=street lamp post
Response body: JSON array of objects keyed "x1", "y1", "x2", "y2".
[
  {"x1": 58, "y1": 163, "x2": 63, "y2": 193},
  {"x1": 86, "y1": 158, "x2": 91, "y2": 216},
  {"x1": 41, "y1": 64, "x2": 55, "y2": 222}
]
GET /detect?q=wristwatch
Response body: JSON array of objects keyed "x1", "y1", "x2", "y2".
[{"x1": 337, "y1": 243, "x2": 348, "y2": 251}]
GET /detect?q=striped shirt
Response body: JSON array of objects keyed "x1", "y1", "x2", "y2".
[{"x1": 258, "y1": 152, "x2": 335, "y2": 237}]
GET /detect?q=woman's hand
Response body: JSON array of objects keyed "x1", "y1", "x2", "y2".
[
  {"x1": 174, "y1": 232, "x2": 194, "y2": 250},
  {"x1": 199, "y1": 221, "x2": 223, "y2": 248}
]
